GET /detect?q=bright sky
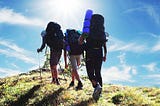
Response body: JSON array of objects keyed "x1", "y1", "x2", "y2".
[{"x1": 0, "y1": 0, "x2": 160, "y2": 87}]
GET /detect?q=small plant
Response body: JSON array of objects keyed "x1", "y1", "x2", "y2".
[{"x1": 112, "y1": 93, "x2": 124, "y2": 104}]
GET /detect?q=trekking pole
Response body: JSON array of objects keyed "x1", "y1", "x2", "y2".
[
  {"x1": 45, "y1": 46, "x2": 48, "y2": 56},
  {"x1": 58, "y1": 62, "x2": 67, "y2": 81},
  {"x1": 38, "y1": 53, "x2": 42, "y2": 79}
]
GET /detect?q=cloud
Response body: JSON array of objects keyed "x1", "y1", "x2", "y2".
[
  {"x1": 139, "y1": 32, "x2": 160, "y2": 38},
  {"x1": 10, "y1": 63, "x2": 20, "y2": 69},
  {"x1": 146, "y1": 74, "x2": 160, "y2": 85},
  {"x1": 102, "y1": 53, "x2": 137, "y2": 83},
  {"x1": 142, "y1": 62, "x2": 158, "y2": 72},
  {"x1": 0, "y1": 67, "x2": 21, "y2": 78},
  {"x1": 0, "y1": 39, "x2": 29, "y2": 54},
  {"x1": 108, "y1": 34, "x2": 160, "y2": 53},
  {"x1": 0, "y1": 38, "x2": 37, "y2": 64},
  {"x1": 108, "y1": 36, "x2": 148, "y2": 53},
  {"x1": 147, "y1": 74, "x2": 160, "y2": 79},
  {"x1": 102, "y1": 65, "x2": 136, "y2": 83},
  {"x1": 123, "y1": 7, "x2": 145, "y2": 13},
  {"x1": 117, "y1": 52, "x2": 126, "y2": 64},
  {"x1": 144, "y1": 4, "x2": 160, "y2": 25},
  {"x1": 147, "y1": 33, "x2": 160, "y2": 52},
  {"x1": 123, "y1": 3, "x2": 160, "y2": 25},
  {"x1": 0, "y1": 8, "x2": 45, "y2": 26},
  {"x1": 139, "y1": 32, "x2": 160, "y2": 52},
  {"x1": 152, "y1": 41, "x2": 160, "y2": 52}
]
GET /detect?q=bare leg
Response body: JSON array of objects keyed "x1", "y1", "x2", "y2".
[
  {"x1": 73, "y1": 69, "x2": 80, "y2": 81},
  {"x1": 50, "y1": 65, "x2": 59, "y2": 85},
  {"x1": 71, "y1": 71, "x2": 75, "y2": 81}
]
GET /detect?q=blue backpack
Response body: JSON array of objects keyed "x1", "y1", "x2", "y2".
[{"x1": 65, "y1": 29, "x2": 83, "y2": 55}]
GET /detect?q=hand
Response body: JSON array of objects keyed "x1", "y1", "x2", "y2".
[
  {"x1": 37, "y1": 48, "x2": 42, "y2": 53},
  {"x1": 102, "y1": 56, "x2": 106, "y2": 62},
  {"x1": 78, "y1": 36, "x2": 84, "y2": 45}
]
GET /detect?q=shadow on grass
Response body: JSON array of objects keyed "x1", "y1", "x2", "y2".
[
  {"x1": 34, "y1": 87, "x2": 64, "y2": 106},
  {"x1": 10, "y1": 84, "x2": 41, "y2": 106},
  {"x1": 73, "y1": 97, "x2": 95, "y2": 106}
]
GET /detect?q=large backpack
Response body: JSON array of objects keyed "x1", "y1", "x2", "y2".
[
  {"x1": 87, "y1": 14, "x2": 107, "y2": 48},
  {"x1": 45, "y1": 22, "x2": 64, "y2": 50},
  {"x1": 65, "y1": 29, "x2": 83, "y2": 55}
]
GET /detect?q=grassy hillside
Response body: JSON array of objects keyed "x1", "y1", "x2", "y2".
[{"x1": 0, "y1": 69, "x2": 160, "y2": 106}]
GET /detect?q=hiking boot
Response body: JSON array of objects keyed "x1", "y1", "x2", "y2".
[
  {"x1": 55, "y1": 78, "x2": 60, "y2": 85},
  {"x1": 51, "y1": 78, "x2": 55, "y2": 84},
  {"x1": 69, "y1": 81, "x2": 74, "y2": 87},
  {"x1": 76, "y1": 81, "x2": 83, "y2": 90},
  {"x1": 92, "y1": 84, "x2": 102, "y2": 100}
]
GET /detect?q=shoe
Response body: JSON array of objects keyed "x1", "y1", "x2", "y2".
[
  {"x1": 76, "y1": 81, "x2": 83, "y2": 90},
  {"x1": 69, "y1": 81, "x2": 74, "y2": 87},
  {"x1": 55, "y1": 78, "x2": 60, "y2": 85},
  {"x1": 92, "y1": 84, "x2": 102, "y2": 100},
  {"x1": 51, "y1": 78, "x2": 55, "y2": 84}
]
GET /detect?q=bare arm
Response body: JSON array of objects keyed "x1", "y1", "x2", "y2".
[
  {"x1": 63, "y1": 40, "x2": 68, "y2": 68},
  {"x1": 78, "y1": 35, "x2": 85, "y2": 45},
  {"x1": 37, "y1": 36, "x2": 46, "y2": 52},
  {"x1": 64, "y1": 49, "x2": 68, "y2": 68},
  {"x1": 103, "y1": 42, "x2": 107, "y2": 62}
]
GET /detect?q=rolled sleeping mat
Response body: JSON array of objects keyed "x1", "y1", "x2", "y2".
[{"x1": 82, "y1": 9, "x2": 93, "y2": 38}]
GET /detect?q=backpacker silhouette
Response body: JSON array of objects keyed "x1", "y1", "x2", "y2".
[
  {"x1": 45, "y1": 22, "x2": 64, "y2": 50},
  {"x1": 87, "y1": 14, "x2": 107, "y2": 48},
  {"x1": 65, "y1": 29, "x2": 83, "y2": 55}
]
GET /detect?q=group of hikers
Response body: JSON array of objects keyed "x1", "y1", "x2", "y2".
[{"x1": 37, "y1": 10, "x2": 108, "y2": 100}]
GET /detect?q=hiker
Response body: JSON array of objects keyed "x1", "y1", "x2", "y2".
[
  {"x1": 64, "y1": 29, "x2": 83, "y2": 90},
  {"x1": 37, "y1": 22, "x2": 64, "y2": 85},
  {"x1": 79, "y1": 13, "x2": 107, "y2": 100}
]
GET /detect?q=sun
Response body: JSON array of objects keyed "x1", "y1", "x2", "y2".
[
  {"x1": 36, "y1": 0, "x2": 98, "y2": 31},
  {"x1": 38, "y1": 0, "x2": 85, "y2": 30},
  {"x1": 53, "y1": 0, "x2": 80, "y2": 14},
  {"x1": 42, "y1": 0, "x2": 82, "y2": 16}
]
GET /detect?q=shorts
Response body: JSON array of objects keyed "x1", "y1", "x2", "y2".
[
  {"x1": 70, "y1": 55, "x2": 81, "y2": 70},
  {"x1": 50, "y1": 50, "x2": 62, "y2": 66}
]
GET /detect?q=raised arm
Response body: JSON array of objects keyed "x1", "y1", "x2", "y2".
[{"x1": 37, "y1": 36, "x2": 46, "y2": 53}]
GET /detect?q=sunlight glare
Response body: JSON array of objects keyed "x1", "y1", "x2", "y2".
[
  {"x1": 40, "y1": 0, "x2": 84, "y2": 30},
  {"x1": 53, "y1": 0, "x2": 80, "y2": 14},
  {"x1": 44, "y1": 0, "x2": 82, "y2": 16},
  {"x1": 37, "y1": 0, "x2": 97, "y2": 30}
]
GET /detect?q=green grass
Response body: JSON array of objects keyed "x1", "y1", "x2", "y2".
[{"x1": 0, "y1": 70, "x2": 160, "y2": 106}]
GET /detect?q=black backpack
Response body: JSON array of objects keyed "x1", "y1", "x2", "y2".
[
  {"x1": 87, "y1": 14, "x2": 107, "y2": 48},
  {"x1": 45, "y1": 22, "x2": 64, "y2": 50},
  {"x1": 65, "y1": 29, "x2": 83, "y2": 55}
]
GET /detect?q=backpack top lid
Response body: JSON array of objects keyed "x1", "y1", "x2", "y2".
[
  {"x1": 90, "y1": 14, "x2": 104, "y2": 25},
  {"x1": 46, "y1": 22, "x2": 61, "y2": 35},
  {"x1": 45, "y1": 22, "x2": 64, "y2": 50},
  {"x1": 89, "y1": 14, "x2": 105, "y2": 40},
  {"x1": 66, "y1": 29, "x2": 76, "y2": 35},
  {"x1": 65, "y1": 29, "x2": 80, "y2": 38},
  {"x1": 65, "y1": 29, "x2": 81, "y2": 45},
  {"x1": 87, "y1": 14, "x2": 106, "y2": 48}
]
